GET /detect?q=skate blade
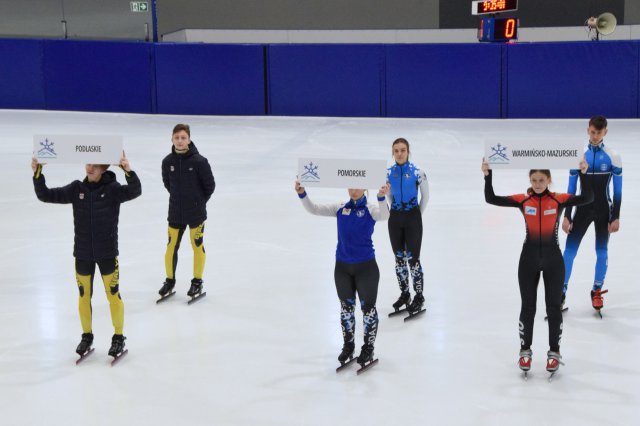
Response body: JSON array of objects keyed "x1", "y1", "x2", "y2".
[
  {"x1": 403, "y1": 308, "x2": 426, "y2": 322},
  {"x1": 335, "y1": 357, "x2": 357, "y2": 373},
  {"x1": 388, "y1": 308, "x2": 408, "y2": 318},
  {"x1": 110, "y1": 349, "x2": 129, "y2": 366},
  {"x1": 548, "y1": 371, "x2": 557, "y2": 382},
  {"x1": 544, "y1": 306, "x2": 569, "y2": 321},
  {"x1": 356, "y1": 358, "x2": 379, "y2": 375},
  {"x1": 595, "y1": 309, "x2": 603, "y2": 319},
  {"x1": 522, "y1": 371, "x2": 529, "y2": 381},
  {"x1": 156, "y1": 291, "x2": 176, "y2": 304},
  {"x1": 187, "y1": 291, "x2": 207, "y2": 305},
  {"x1": 75, "y1": 347, "x2": 95, "y2": 365}
]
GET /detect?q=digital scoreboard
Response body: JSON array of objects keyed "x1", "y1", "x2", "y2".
[
  {"x1": 474, "y1": 0, "x2": 519, "y2": 42},
  {"x1": 471, "y1": 0, "x2": 518, "y2": 16},
  {"x1": 478, "y1": 17, "x2": 519, "y2": 42}
]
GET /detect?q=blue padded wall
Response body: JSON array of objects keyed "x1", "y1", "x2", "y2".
[
  {"x1": 268, "y1": 45, "x2": 384, "y2": 117},
  {"x1": 155, "y1": 43, "x2": 265, "y2": 115},
  {"x1": 43, "y1": 40, "x2": 154, "y2": 113},
  {"x1": 2, "y1": 38, "x2": 640, "y2": 119},
  {"x1": 0, "y1": 39, "x2": 45, "y2": 110},
  {"x1": 385, "y1": 44, "x2": 503, "y2": 118},
  {"x1": 506, "y1": 41, "x2": 639, "y2": 118}
]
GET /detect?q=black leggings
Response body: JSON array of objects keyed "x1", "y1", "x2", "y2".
[
  {"x1": 334, "y1": 259, "x2": 380, "y2": 348},
  {"x1": 518, "y1": 244, "x2": 564, "y2": 353},
  {"x1": 388, "y1": 208, "x2": 424, "y2": 294}
]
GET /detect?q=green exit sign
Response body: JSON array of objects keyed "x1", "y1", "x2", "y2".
[{"x1": 130, "y1": 2, "x2": 149, "y2": 12}]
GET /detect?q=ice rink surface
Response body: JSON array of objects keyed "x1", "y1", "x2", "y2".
[{"x1": 0, "y1": 110, "x2": 638, "y2": 426}]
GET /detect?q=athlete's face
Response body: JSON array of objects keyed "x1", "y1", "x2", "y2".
[
  {"x1": 587, "y1": 125, "x2": 607, "y2": 146},
  {"x1": 172, "y1": 130, "x2": 191, "y2": 151},
  {"x1": 392, "y1": 143, "x2": 409, "y2": 165},
  {"x1": 348, "y1": 189, "x2": 365, "y2": 201},
  {"x1": 85, "y1": 164, "x2": 107, "y2": 182},
  {"x1": 529, "y1": 172, "x2": 551, "y2": 194}
]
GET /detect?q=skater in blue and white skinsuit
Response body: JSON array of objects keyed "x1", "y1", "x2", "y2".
[
  {"x1": 386, "y1": 138, "x2": 429, "y2": 315},
  {"x1": 295, "y1": 181, "x2": 389, "y2": 367},
  {"x1": 562, "y1": 116, "x2": 622, "y2": 314}
]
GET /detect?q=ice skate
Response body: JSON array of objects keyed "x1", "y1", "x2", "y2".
[
  {"x1": 187, "y1": 278, "x2": 207, "y2": 304},
  {"x1": 75, "y1": 333, "x2": 95, "y2": 364},
  {"x1": 108, "y1": 334, "x2": 128, "y2": 366},
  {"x1": 355, "y1": 344, "x2": 378, "y2": 375},
  {"x1": 335, "y1": 342, "x2": 356, "y2": 372},
  {"x1": 404, "y1": 293, "x2": 426, "y2": 322},
  {"x1": 388, "y1": 292, "x2": 411, "y2": 318},
  {"x1": 546, "y1": 351, "x2": 564, "y2": 381},
  {"x1": 591, "y1": 289, "x2": 608, "y2": 318},
  {"x1": 518, "y1": 349, "x2": 532, "y2": 380},
  {"x1": 156, "y1": 278, "x2": 176, "y2": 303}
]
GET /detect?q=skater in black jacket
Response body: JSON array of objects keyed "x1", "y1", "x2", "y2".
[
  {"x1": 158, "y1": 124, "x2": 215, "y2": 301},
  {"x1": 32, "y1": 153, "x2": 141, "y2": 360}
]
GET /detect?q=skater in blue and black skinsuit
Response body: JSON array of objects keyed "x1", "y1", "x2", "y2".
[
  {"x1": 386, "y1": 138, "x2": 429, "y2": 315},
  {"x1": 562, "y1": 116, "x2": 622, "y2": 314},
  {"x1": 295, "y1": 180, "x2": 390, "y2": 368}
]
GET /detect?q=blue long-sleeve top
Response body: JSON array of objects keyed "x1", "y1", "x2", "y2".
[
  {"x1": 298, "y1": 192, "x2": 389, "y2": 263},
  {"x1": 565, "y1": 142, "x2": 622, "y2": 221}
]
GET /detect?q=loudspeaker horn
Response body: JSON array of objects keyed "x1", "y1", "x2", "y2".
[{"x1": 596, "y1": 12, "x2": 617, "y2": 36}]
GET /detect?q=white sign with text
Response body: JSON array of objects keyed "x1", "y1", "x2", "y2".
[
  {"x1": 485, "y1": 139, "x2": 584, "y2": 169},
  {"x1": 298, "y1": 158, "x2": 387, "y2": 189},
  {"x1": 34, "y1": 135, "x2": 123, "y2": 164}
]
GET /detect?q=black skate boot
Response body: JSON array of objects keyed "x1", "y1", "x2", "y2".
[
  {"x1": 187, "y1": 278, "x2": 207, "y2": 304},
  {"x1": 404, "y1": 293, "x2": 426, "y2": 322},
  {"x1": 335, "y1": 342, "x2": 356, "y2": 372},
  {"x1": 108, "y1": 334, "x2": 128, "y2": 365},
  {"x1": 338, "y1": 342, "x2": 355, "y2": 363},
  {"x1": 355, "y1": 344, "x2": 378, "y2": 374},
  {"x1": 75, "y1": 332, "x2": 95, "y2": 364},
  {"x1": 389, "y1": 292, "x2": 411, "y2": 318},
  {"x1": 156, "y1": 278, "x2": 176, "y2": 303}
]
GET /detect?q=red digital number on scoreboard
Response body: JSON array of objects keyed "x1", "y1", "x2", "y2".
[
  {"x1": 473, "y1": 0, "x2": 517, "y2": 16},
  {"x1": 482, "y1": 1, "x2": 506, "y2": 12}
]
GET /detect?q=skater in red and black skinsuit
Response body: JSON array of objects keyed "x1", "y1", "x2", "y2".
[{"x1": 482, "y1": 158, "x2": 592, "y2": 375}]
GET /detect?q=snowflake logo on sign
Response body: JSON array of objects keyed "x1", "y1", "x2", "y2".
[
  {"x1": 488, "y1": 143, "x2": 509, "y2": 164},
  {"x1": 38, "y1": 139, "x2": 57, "y2": 159},
  {"x1": 300, "y1": 162, "x2": 320, "y2": 183}
]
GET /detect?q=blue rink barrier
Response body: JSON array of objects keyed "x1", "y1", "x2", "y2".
[
  {"x1": 267, "y1": 44, "x2": 384, "y2": 117},
  {"x1": 506, "y1": 41, "x2": 639, "y2": 119},
  {"x1": 43, "y1": 40, "x2": 154, "y2": 113},
  {"x1": 0, "y1": 39, "x2": 46, "y2": 110},
  {"x1": 385, "y1": 44, "x2": 503, "y2": 118},
  {"x1": 154, "y1": 43, "x2": 265, "y2": 115},
  {"x1": 1, "y1": 38, "x2": 639, "y2": 118}
]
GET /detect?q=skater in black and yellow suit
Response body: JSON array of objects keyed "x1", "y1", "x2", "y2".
[
  {"x1": 159, "y1": 124, "x2": 216, "y2": 299},
  {"x1": 31, "y1": 153, "x2": 141, "y2": 358}
]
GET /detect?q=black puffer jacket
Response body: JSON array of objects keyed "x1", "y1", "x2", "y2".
[
  {"x1": 33, "y1": 169, "x2": 142, "y2": 260},
  {"x1": 161, "y1": 141, "x2": 215, "y2": 226}
]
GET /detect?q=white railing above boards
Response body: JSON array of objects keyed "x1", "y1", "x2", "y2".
[{"x1": 161, "y1": 26, "x2": 640, "y2": 44}]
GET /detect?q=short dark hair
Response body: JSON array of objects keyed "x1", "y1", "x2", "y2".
[
  {"x1": 172, "y1": 123, "x2": 191, "y2": 137},
  {"x1": 589, "y1": 115, "x2": 608, "y2": 130}
]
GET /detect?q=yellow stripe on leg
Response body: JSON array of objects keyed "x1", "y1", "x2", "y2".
[
  {"x1": 102, "y1": 260, "x2": 124, "y2": 335},
  {"x1": 75, "y1": 273, "x2": 93, "y2": 334},
  {"x1": 165, "y1": 226, "x2": 181, "y2": 280},
  {"x1": 190, "y1": 223, "x2": 206, "y2": 279}
]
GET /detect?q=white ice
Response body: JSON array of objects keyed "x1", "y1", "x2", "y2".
[{"x1": 0, "y1": 110, "x2": 638, "y2": 426}]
